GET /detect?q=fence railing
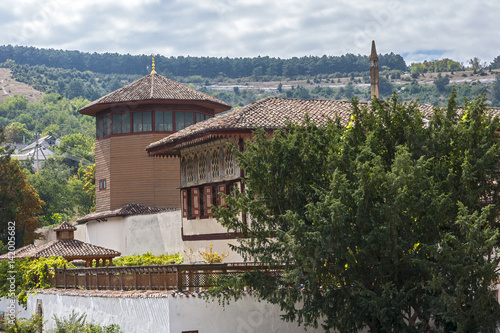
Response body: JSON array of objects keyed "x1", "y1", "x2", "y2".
[{"x1": 51, "y1": 263, "x2": 282, "y2": 291}]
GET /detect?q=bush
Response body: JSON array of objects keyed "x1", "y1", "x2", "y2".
[
  {"x1": 0, "y1": 256, "x2": 75, "y2": 306},
  {"x1": 50, "y1": 311, "x2": 122, "y2": 333},
  {"x1": 113, "y1": 252, "x2": 183, "y2": 266},
  {"x1": 4, "y1": 314, "x2": 43, "y2": 333}
]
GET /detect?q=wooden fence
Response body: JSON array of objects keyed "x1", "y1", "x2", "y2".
[{"x1": 51, "y1": 263, "x2": 282, "y2": 291}]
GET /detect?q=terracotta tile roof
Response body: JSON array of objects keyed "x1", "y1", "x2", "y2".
[
  {"x1": 146, "y1": 97, "x2": 500, "y2": 156},
  {"x1": 79, "y1": 73, "x2": 231, "y2": 116},
  {"x1": 146, "y1": 97, "x2": 355, "y2": 154},
  {"x1": 76, "y1": 203, "x2": 179, "y2": 224},
  {"x1": 0, "y1": 240, "x2": 120, "y2": 260},
  {"x1": 53, "y1": 221, "x2": 76, "y2": 231}
]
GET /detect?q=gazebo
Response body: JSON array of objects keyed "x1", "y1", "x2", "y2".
[{"x1": 0, "y1": 222, "x2": 120, "y2": 267}]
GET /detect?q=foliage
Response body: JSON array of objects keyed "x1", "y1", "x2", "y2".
[
  {"x1": 113, "y1": 252, "x2": 183, "y2": 266},
  {"x1": 49, "y1": 310, "x2": 122, "y2": 333},
  {"x1": 210, "y1": 93, "x2": 500, "y2": 333},
  {"x1": 81, "y1": 164, "x2": 96, "y2": 210},
  {"x1": 0, "y1": 257, "x2": 75, "y2": 306},
  {"x1": 0, "y1": 45, "x2": 407, "y2": 79},
  {"x1": 4, "y1": 314, "x2": 44, "y2": 333},
  {"x1": 0, "y1": 126, "x2": 44, "y2": 246},
  {"x1": 185, "y1": 245, "x2": 229, "y2": 263}
]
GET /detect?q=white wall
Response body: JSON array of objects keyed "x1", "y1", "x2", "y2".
[
  {"x1": 83, "y1": 210, "x2": 183, "y2": 256},
  {"x1": 22, "y1": 292, "x2": 324, "y2": 333}
]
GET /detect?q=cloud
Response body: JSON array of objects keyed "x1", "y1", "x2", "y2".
[{"x1": 0, "y1": 0, "x2": 498, "y2": 65}]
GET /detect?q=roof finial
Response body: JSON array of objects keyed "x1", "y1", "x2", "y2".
[{"x1": 151, "y1": 54, "x2": 157, "y2": 74}]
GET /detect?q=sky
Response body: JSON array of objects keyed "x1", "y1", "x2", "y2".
[{"x1": 0, "y1": 0, "x2": 499, "y2": 66}]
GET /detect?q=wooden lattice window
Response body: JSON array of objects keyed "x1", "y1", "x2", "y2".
[
  {"x1": 224, "y1": 147, "x2": 234, "y2": 176},
  {"x1": 211, "y1": 149, "x2": 220, "y2": 179},
  {"x1": 218, "y1": 184, "x2": 226, "y2": 207},
  {"x1": 198, "y1": 152, "x2": 206, "y2": 182},
  {"x1": 193, "y1": 154, "x2": 199, "y2": 183},
  {"x1": 181, "y1": 190, "x2": 188, "y2": 218},
  {"x1": 191, "y1": 188, "x2": 200, "y2": 217},
  {"x1": 204, "y1": 186, "x2": 213, "y2": 216}
]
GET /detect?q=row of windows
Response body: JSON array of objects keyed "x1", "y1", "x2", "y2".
[
  {"x1": 96, "y1": 111, "x2": 213, "y2": 138},
  {"x1": 181, "y1": 146, "x2": 237, "y2": 187},
  {"x1": 182, "y1": 182, "x2": 236, "y2": 219}
]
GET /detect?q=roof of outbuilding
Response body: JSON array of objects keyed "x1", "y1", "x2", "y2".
[
  {"x1": 146, "y1": 97, "x2": 438, "y2": 155},
  {"x1": 76, "y1": 202, "x2": 179, "y2": 224},
  {"x1": 0, "y1": 240, "x2": 120, "y2": 260},
  {"x1": 78, "y1": 73, "x2": 231, "y2": 116}
]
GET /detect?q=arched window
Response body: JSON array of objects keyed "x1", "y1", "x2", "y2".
[
  {"x1": 181, "y1": 157, "x2": 187, "y2": 186},
  {"x1": 198, "y1": 152, "x2": 207, "y2": 183},
  {"x1": 224, "y1": 146, "x2": 234, "y2": 176},
  {"x1": 211, "y1": 149, "x2": 220, "y2": 179},
  {"x1": 193, "y1": 154, "x2": 199, "y2": 183},
  {"x1": 187, "y1": 156, "x2": 194, "y2": 183}
]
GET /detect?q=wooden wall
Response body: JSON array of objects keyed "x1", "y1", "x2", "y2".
[
  {"x1": 95, "y1": 134, "x2": 180, "y2": 213},
  {"x1": 95, "y1": 138, "x2": 111, "y2": 212}
]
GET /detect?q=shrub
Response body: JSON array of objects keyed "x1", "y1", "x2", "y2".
[
  {"x1": 4, "y1": 314, "x2": 43, "y2": 333},
  {"x1": 113, "y1": 252, "x2": 183, "y2": 266},
  {"x1": 0, "y1": 256, "x2": 75, "y2": 306},
  {"x1": 50, "y1": 311, "x2": 122, "y2": 333}
]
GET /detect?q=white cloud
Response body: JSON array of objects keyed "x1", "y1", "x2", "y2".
[{"x1": 0, "y1": 0, "x2": 498, "y2": 64}]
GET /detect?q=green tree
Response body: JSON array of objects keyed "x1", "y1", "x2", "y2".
[
  {"x1": 434, "y1": 73, "x2": 450, "y2": 93},
  {"x1": 210, "y1": 93, "x2": 500, "y2": 333},
  {"x1": 491, "y1": 73, "x2": 500, "y2": 106},
  {"x1": 0, "y1": 126, "x2": 43, "y2": 247},
  {"x1": 5, "y1": 122, "x2": 32, "y2": 143}
]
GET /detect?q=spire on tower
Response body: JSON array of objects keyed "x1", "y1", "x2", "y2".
[
  {"x1": 151, "y1": 54, "x2": 157, "y2": 74},
  {"x1": 370, "y1": 40, "x2": 380, "y2": 99}
]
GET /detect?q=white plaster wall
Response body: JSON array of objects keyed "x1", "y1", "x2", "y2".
[
  {"x1": 74, "y1": 224, "x2": 87, "y2": 242},
  {"x1": 26, "y1": 294, "x2": 169, "y2": 332},
  {"x1": 0, "y1": 297, "x2": 30, "y2": 319},
  {"x1": 34, "y1": 227, "x2": 56, "y2": 246},
  {"x1": 169, "y1": 295, "x2": 320, "y2": 333},
  {"x1": 85, "y1": 217, "x2": 126, "y2": 254},
  {"x1": 125, "y1": 210, "x2": 183, "y2": 256},
  {"x1": 183, "y1": 217, "x2": 229, "y2": 235},
  {"x1": 83, "y1": 210, "x2": 183, "y2": 256},
  {"x1": 24, "y1": 293, "x2": 325, "y2": 333}
]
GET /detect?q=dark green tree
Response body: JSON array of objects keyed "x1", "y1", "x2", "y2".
[{"x1": 210, "y1": 93, "x2": 500, "y2": 333}]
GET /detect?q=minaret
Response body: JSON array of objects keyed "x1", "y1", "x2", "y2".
[{"x1": 370, "y1": 40, "x2": 380, "y2": 99}]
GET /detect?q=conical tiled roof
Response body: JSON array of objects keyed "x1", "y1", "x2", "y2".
[{"x1": 79, "y1": 73, "x2": 231, "y2": 116}]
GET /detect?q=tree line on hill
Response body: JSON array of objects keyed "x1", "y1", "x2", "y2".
[{"x1": 0, "y1": 45, "x2": 406, "y2": 78}]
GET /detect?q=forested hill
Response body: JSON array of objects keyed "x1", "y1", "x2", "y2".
[{"x1": 0, "y1": 45, "x2": 406, "y2": 78}]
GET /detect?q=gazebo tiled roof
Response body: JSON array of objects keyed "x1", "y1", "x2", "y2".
[
  {"x1": 76, "y1": 202, "x2": 179, "y2": 224},
  {"x1": 0, "y1": 240, "x2": 120, "y2": 260},
  {"x1": 78, "y1": 73, "x2": 231, "y2": 116},
  {"x1": 0, "y1": 222, "x2": 120, "y2": 264},
  {"x1": 53, "y1": 221, "x2": 76, "y2": 231}
]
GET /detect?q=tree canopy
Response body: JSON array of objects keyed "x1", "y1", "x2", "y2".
[{"x1": 211, "y1": 91, "x2": 500, "y2": 333}]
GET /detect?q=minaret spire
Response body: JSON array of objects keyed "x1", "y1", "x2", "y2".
[
  {"x1": 370, "y1": 40, "x2": 380, "y2": 99},
  {"x1": 151, "y1": 54, "x2": 157, "y2": 74}
]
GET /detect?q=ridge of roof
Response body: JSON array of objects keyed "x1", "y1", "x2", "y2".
[
  {"x1": 76, "y1": 202, "x2": 179, "y2": 224},
  {"x1": 78, "y1": 73, "x2": 231, "y2": 116}
]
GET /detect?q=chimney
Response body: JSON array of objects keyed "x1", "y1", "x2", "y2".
[{"x1": 370, "y1": 40, "x2": 380, "y2": 99}]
